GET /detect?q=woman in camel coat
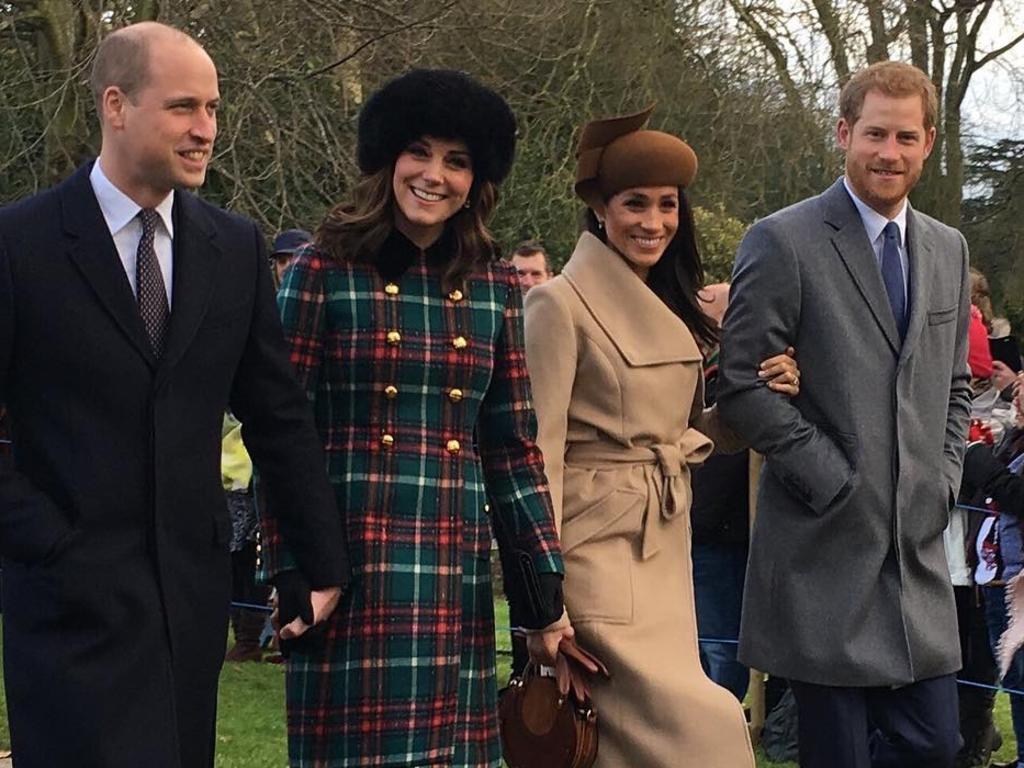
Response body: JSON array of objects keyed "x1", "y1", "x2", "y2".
[{"x1": 524, "y1": 106, "x2": 798, "y2": 767}]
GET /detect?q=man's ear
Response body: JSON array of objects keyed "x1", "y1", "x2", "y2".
[
  {"x1": 836, "y1": 117, "x2": 851, "y2": 152},
  {"x1": 922, "y1": 125, "x2": 937, "y2": 160},
  {"x1": 102, "y1": 86, "x2": 129, "y2": 130}
]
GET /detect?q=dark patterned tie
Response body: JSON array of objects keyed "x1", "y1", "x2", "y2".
[
  {"x1": 881, "y1": 221, "x2": 907, "y2": 342},
  {"x1": 137, "y1": 208, "x2": 170, "y2": 357}
]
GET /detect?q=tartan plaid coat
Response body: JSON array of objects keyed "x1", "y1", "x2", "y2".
[{"x1": 262, "y1": 229, "x2": 564, "y2": 767}]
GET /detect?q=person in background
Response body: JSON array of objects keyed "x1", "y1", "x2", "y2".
[
  {"x1": 510, "y1": 240, "x2": 553, "y2": 294},
  {"x1": 270, "y1": 228, "x2": 311, "y2": 287},
  {"x1": 968, "y1": 270, "x2": 994, "y2": 386},
  {"x1": 222, "y1": 413, "x2": 271, "y2": 662},
  {"x1": 691, "y1": 282, "x2": 751, "y2": 702},
  {"x1": 972, "y1": 267, "x2": 1022, "y2": 395},
  {"x1": 959, "y1": 373, "x2": 1024, "y2": 768},
  {"x1": 947, "y1": 294, "x2": 1002, "y2": 767}
]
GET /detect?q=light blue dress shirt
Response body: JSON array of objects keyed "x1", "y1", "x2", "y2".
[
  {"x1": 842, "y1": 176, "x2": 909, "y2": 306},
  {"x1": 89, "y1": 159, "x2": 175, "y2": 307}
]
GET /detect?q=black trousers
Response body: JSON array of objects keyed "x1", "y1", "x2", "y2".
[{"x1": 790, "y1": 674, "x2": 961, "y2": 768}]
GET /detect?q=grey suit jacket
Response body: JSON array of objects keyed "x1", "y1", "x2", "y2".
[{"x1": 718, "y1": 178, "x2": 972, "y2": 686}]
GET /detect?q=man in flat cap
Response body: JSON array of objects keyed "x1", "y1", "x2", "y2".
[
  {"x1": 269, "y1": 227, "x2": 311, "y2": 287},
  {"x1": 718, "y1": 61, "x2": 972, "y2": 767},
  {"x1": 0, "y1": 22, "x2": 347, "y2": 767}
]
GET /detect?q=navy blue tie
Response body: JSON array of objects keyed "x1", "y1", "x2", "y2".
[{"x1": 881, "y1": 221, "x2": 907, "y2": 342}]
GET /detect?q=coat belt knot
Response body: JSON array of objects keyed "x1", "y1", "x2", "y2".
[
  {"x1": 641, "y1": 434, "x2": 711, "y2": 560},
  {"x1": 563, "y1": 430, "x2": 713, "y2": 560}
]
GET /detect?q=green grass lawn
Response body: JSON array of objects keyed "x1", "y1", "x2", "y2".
[{"x1": 0, "y1": 613, "x2": 1020, "y2": 766}]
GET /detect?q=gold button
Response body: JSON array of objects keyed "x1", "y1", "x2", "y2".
[
  {"x1": 384, "y1": 283, "x2": 399, "y2": 296},
  {"x1": 446, "y1": 439, "x2": 461, "y2": 455},
  {"x1": 448, "y1": 289, "x2": 464, "y2": 302},
  {"x1": 386, "y1": 331, "x2": 401, "y2": 345},
  {"x1": 381, "y1": 433, "x2": 394, "y2": 447},
  {"x1": 452, "y1": 336, "x2": 467, "y2": 350},
  {"x1": 448, "y1": 388, "x2": 464, "y2": 402},
  {"x1": 384, "y1": 385, "x2": 398, "y2": 399}
]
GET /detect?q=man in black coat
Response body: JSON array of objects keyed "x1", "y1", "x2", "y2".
[{"x1": 0, "y1": 22, "x2": 348, "y2": 767}]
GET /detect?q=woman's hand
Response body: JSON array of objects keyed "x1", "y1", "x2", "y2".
[
  {"x1": 758, "y1": 346, "x2": 800, "y2": 396},
  {"x1": 526, "y1": 621, "x2": 575, "y2": 666}
]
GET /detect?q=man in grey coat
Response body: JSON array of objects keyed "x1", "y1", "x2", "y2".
[{"x1": 718, "y1": 61, "x2": 972, "y2": 768}]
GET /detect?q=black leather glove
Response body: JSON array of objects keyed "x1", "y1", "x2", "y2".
[{"x1": 274, "y1": 570, "x2": 327, "y2": 658}]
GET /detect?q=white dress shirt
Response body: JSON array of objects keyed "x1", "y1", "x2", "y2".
[
  {"x1": 842, "y1": 176, "x2": 909, "y2": 306},
  {"x1": 89, "y1": 160, "x2": 175, "y2": 307}
]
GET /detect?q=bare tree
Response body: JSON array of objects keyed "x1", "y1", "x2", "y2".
[{"x1": 723, "y1": 0, "x2": 1024, "y2": 226}]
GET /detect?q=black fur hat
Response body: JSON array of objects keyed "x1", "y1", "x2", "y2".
[{"x1": 357, "y1": 69, "x2": 517, "y2": 186}]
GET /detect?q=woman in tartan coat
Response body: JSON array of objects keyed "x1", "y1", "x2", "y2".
[{"x1": 260, "y1": 69, "x2": 570, "y2": 767}]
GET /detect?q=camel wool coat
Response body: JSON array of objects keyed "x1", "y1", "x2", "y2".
[{"x1": 524, "y1": 232, "x2": 754, "y2": 768}]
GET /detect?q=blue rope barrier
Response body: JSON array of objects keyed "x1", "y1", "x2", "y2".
[
  {"x1": 231, "y1": 601, "x2": 272, "y2": 613},
  {"x1": 242, "y1": 610, "x2": 1024, "y2": 699},
  {"x1": 956, "y1": 502, "x2": 1001, "y2": 515},
  {"x1": 956, "y1": 678, "x2": 1024, "y2": 697}
]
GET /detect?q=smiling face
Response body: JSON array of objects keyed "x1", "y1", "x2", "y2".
[
  {"x1": 600, "y1": 186, "x2": 680, "y2": 279},
  {"x1": 100, "y1": 34, "x2": 220, "y2": 208},
  {"x1": 392, "y1": 136, "x2": 473, "y2": 248},
  {"x1": 837, "y1": 89, "x2": 935, "y2": 219}
]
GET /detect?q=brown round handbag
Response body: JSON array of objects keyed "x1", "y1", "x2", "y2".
[{"x1": 498, "y1": 639, "x2": 609, "y2": 768}]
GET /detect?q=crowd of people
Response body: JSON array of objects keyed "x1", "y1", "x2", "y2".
[{"x1": 0, "y1": 17, "x2": 1022, "y2": 768}]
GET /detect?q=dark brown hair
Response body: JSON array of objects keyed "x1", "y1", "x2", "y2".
[
  {"x1": 584, "y1": 190, "x2": 717, "y2": 349},
  {"x1": 314, "y1": 166, "x2": 500, "y2": 289},
  {"x1": 511, "y1": 240, "x2": 551, "y2": 273},
  {"x1": 840, "y1": 61, "x2": 938, "y2": 131}
]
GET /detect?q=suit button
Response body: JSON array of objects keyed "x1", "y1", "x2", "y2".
[
  {"x1": 448, "y1": 289, "x2": 464, "y2": 302},
  {"x1": 384, "y1": 385, "x2": 398, "y2": 399},
  {"x1": 452, "y1": 336, "x2": 467, "y2": 350},
  {"x1": 384, "y1": 283, "x2": 399, "y2": 296},
  {"x1": 446, "y1": 439, "x2": 461, "y2": 455},
  {"x1": 381, "y1": 433, "x2": 395, "y2": 448},
  {"x1": 448, "y1": 388, "x2": 464, "y2": 402},
  {"x1": 386, "y1": 331, "x2": 401, "y2": 346}
]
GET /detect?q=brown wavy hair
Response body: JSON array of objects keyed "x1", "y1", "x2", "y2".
[{"x1": 314, "y1": 166, "x2": 501, "y2": 290}]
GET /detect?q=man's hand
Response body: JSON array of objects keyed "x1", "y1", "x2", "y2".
[{"x1": 280, "y1": 586, "x2": 341, "y2": 640}]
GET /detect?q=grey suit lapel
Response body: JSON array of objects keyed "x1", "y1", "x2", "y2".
[
  {"x1": 897, "y1": 208, "x2": 933, "y2": 369},
  {"x1": 822, "y1": 179, "x2": 901, "y2": 355}
]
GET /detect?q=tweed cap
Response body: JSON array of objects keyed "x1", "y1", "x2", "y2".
[
  {"x1": 357, "y1": 69, "x2": 516, "y2": 186},
  {"x1": 574, "y1": 104, "x2": 698, "y2": 209}
]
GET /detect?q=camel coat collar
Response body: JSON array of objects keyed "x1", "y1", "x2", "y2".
[{"x1": 561, "y1": 232, "x2": 702, "y2": 367}]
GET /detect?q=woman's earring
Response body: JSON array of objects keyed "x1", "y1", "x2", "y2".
[
  {"x1": 597, "y1": 219, "x2": 604, "y2": 229},
  {"x1": 463, "y1": 200, "x2": 471, "y2": 209}
]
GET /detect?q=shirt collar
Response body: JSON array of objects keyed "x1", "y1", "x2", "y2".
[
  {"x1": 90, "y1": 158, "x2": 175, "y2": 239},
  {"x1": 842, "y1": 176, "x2": 906, "y2": 249}
]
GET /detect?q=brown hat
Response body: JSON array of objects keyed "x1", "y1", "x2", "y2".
[{"x1": 574, "y1": 104, "x2": 698, "y2": 210}]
